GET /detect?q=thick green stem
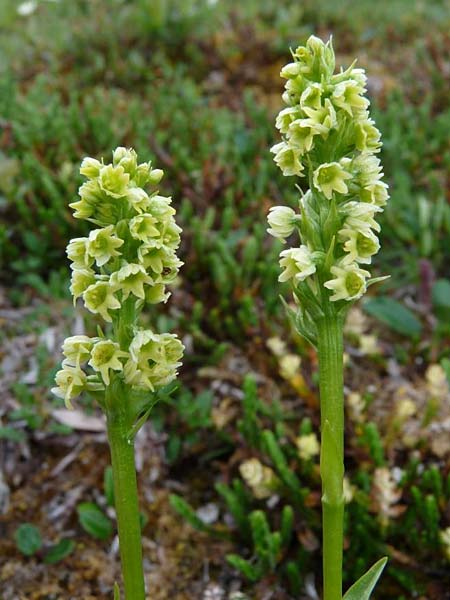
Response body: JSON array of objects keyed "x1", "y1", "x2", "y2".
[
  {"x1": 317, "y1": 314, "x2": 345, "y2": 600},
  {"x1": 106, "y1": 386, "x2": 145, "y2": 600}
]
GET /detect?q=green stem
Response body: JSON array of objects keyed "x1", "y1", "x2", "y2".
[
  {"x1": 106, "y1": 385, "x2": 145, "y2": 600},
  {"x1": 317, "y1": 314, "x2": 345, "y2": 600}
]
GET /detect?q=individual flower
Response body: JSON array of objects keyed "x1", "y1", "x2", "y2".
[
  {"x1": 127, "y1": 187, "x2": 151, "y2": 214},
  {"x1": 287, "y1": 119, "x2": 326, "y2": 152},
  {"x1": 83, "y1": 281, "x2": 121, "y2": 322},
  {"x1": 300, "y1": 83, "x2": 322, "y2": 110},
  {"x1": 52, "y1": 365, "x2": 87, "y2": 409},
  {"x1": 110, "y1": 263, "x2": 153, "y2": 300},
  {"x1": 278, "y1": 246, "x2": 316, "y2": 283},
  {"x1": 341, "y1": 201, "x2": 382, "y2": 233},
  {"x1": 332, "y1": 80, "x2": 369, "y2": 116},
  {"x1": 351, "y1": 153, "x2": 384, "y2": 188},
  {"x1": 324, "y1": 262, "x2": 370, "y2": 301},
  {"x1": 88, "y1": 340, "x2": 128, "y2": 385},
  {"x1": 147, "y1": 195, "x2": 176, "y2": 221},
  {"x1": 302, "y1": 98, "x2": 336, "y2": 133},
  {"x1": 138, "y1": 245, "x2": 183, "y2": 282},
  {"x1": 354, "y1": 119, "x2": 381, "y2": 152},
  {"x1": 359, "y1": 181, "x2": 389, "y2": 206},
  {"x1": 112, "y1": 147, "x2": 137, "y2": 175},
  {"x1": 129, "y1": 214, "x2": 160, "y2": 243},
  {"x1": 70, "y1": 180, "x2": 103, "y2": 221},
  {"x1": 339, "y1": 228, "x2": 380, "y2": 264},
  {"x1": 313, "y1": 161, "x2": 352, "y2": 199},
  {"x1": 275, "y1": 107, "x2": 301, "y2": 134},
  {"x1": 98, "y1": 164, "x2": 130, "y2": 198},
  {"x1": 280, "y1": 61, "x2": 303, "y2": 79},
  {"x1": 145, "y1": 283, "x2": 170, "y2": 305},
  {"x1": 87, "y1": 225, "x2": 124, "y2": 267},
  {"x1": 270, "y1": 142, "x2": 304, "y2": 176},
  {"x1": 296, "y1": 433, "x2": 320, "y2": 461},
  {"x1": 70, "y1": 268, "x2": 96, "y2": 301},
  {"x1": 62, "y1": 335, "x2": 94, "y2": 367},
  {"x1": 267, "y1": 206, "x2": 297, "y2": 241},
  {"x1": 66, "y1": 237, "x2": 92, "y2": 269}
]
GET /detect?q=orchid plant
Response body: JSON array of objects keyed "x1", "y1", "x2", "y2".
[
  {"x1": 53, "y1": 147, "x2": 184, "y2": 599},
  {"x1": 268, "y1": 36, "x2": 389, "y2": 599}
]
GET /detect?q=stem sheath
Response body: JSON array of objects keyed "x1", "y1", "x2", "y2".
[
  {"x1": 107, "y1": 387, "x2": 145, "y2": 600},
  {"x1": 317, "y1": 314, "x2": 345, "y2": 600}
]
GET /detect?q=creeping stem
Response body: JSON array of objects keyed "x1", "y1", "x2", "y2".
[
  {"x1": 106, "y1": 381, "x2": 146, "y2": 600},
  {"x1": 317, "y1": 314, "x2": 345, "y2": 600}
]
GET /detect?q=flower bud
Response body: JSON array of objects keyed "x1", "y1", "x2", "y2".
[
  {"x1": 80, "y1": 157, "x2": 102, "y2": 179},
  {"x1": 267, "y1": 206, "x2": 296, "y2": 242}
]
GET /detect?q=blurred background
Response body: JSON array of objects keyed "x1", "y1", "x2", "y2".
[{"x1": 0, "y1": 1, "x2": 449, "y2": 598}]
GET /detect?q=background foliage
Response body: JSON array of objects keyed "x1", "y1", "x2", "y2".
[{"x1": 0, "y1": 1, "x2": 449, "y2": 598}]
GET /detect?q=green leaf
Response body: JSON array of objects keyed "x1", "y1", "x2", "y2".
[
  {"x1": 226, "y1": 553, "x2": 261, "y2": 582},
  {"x1": 77, "y1": 502, "x2": 113, "y2": 540},
  {"x1": 364, "y1": 297, "x2": 422, "y2": 337},
  {"x1": 0, "y1": 426, "x2": 26, "y2": 442},
  {"x1": 343, "y1": 557, "x2": 388, "y2": 600},
  {"x1": 44, "y1": 538, "x2": 75, "y2": 564},
  {"x1": 169, "y1": 494, "x2": 208, "y2": 532},
  {"x1": 432, "y1": 279, "x2": 450, "y2": 309},
  {"x1": 113, "y1": 582, "x2": 121, "y2": 600},
  {"x1": 14, "y1": 523, "x2": 42, "y2": 556}
]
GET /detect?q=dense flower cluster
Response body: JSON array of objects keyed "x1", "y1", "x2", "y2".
[
  {"x1": 268, "y1": 36, "x2": 389, "y2": 306},
  {"x1": 53, "y1": 148, "x2": 184, "y2": 407}
]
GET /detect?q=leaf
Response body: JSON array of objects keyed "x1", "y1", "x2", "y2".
[
  {"x1": 0, "y1": 426, "x2": 26, "y2": 442},
  {"x1": 113, "y1": 582, "x2": 121, "y2": 600},
  {"x1": 432, "y1": 279, "x2": 450, "y2": 309},
  {"x1": 343, "y1": 557, "x2": 388, "y2": 600},
  {"x1": 44, "y1": 538, "x2": 75, "y2": 564},
  {"x1": 77, "y1": 502, "x2": 113, "y2": 540},
  {"x1": 363, "y1": 297, "x2": 422, "y2": 337},
  {"x1": 14, "y1": 523, "x2": 42, "y2": 556},
  {"x1": 226, "y1": 553, "x2": 261, "y2": 582},
  {"x1": 169, "y1": 494, "x2": 208, "y2": 532}
]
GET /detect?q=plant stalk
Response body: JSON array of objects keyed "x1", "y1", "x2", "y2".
[
  {"x1": 317, "y1": 314, "x2": 345, "y2": 600},
  {"x1": 106, "y1": 385, "x2": 146, "y2": 600}
]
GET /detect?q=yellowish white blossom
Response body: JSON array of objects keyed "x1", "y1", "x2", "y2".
[
  {"x1": 279, "y1": 246, "x2": 316, "y2": 283},
  {"x1": 88, "y1": 340, "x2": 128, "y2": 385}
]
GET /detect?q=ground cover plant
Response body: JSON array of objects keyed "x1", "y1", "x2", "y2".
[{"x1": 0, "y1": 1, "x2": 449, "y2": 599}]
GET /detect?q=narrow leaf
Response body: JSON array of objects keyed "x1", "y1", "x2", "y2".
[
  {"x1": 113, "y1": 582, "x2": 121, "y2": 600},
  {"x1": 343, "y1": 557, "x2": 388, "y2": 600},
  {"x1": 364, "y1": 297, "x2": 421, "y2": 337}
]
